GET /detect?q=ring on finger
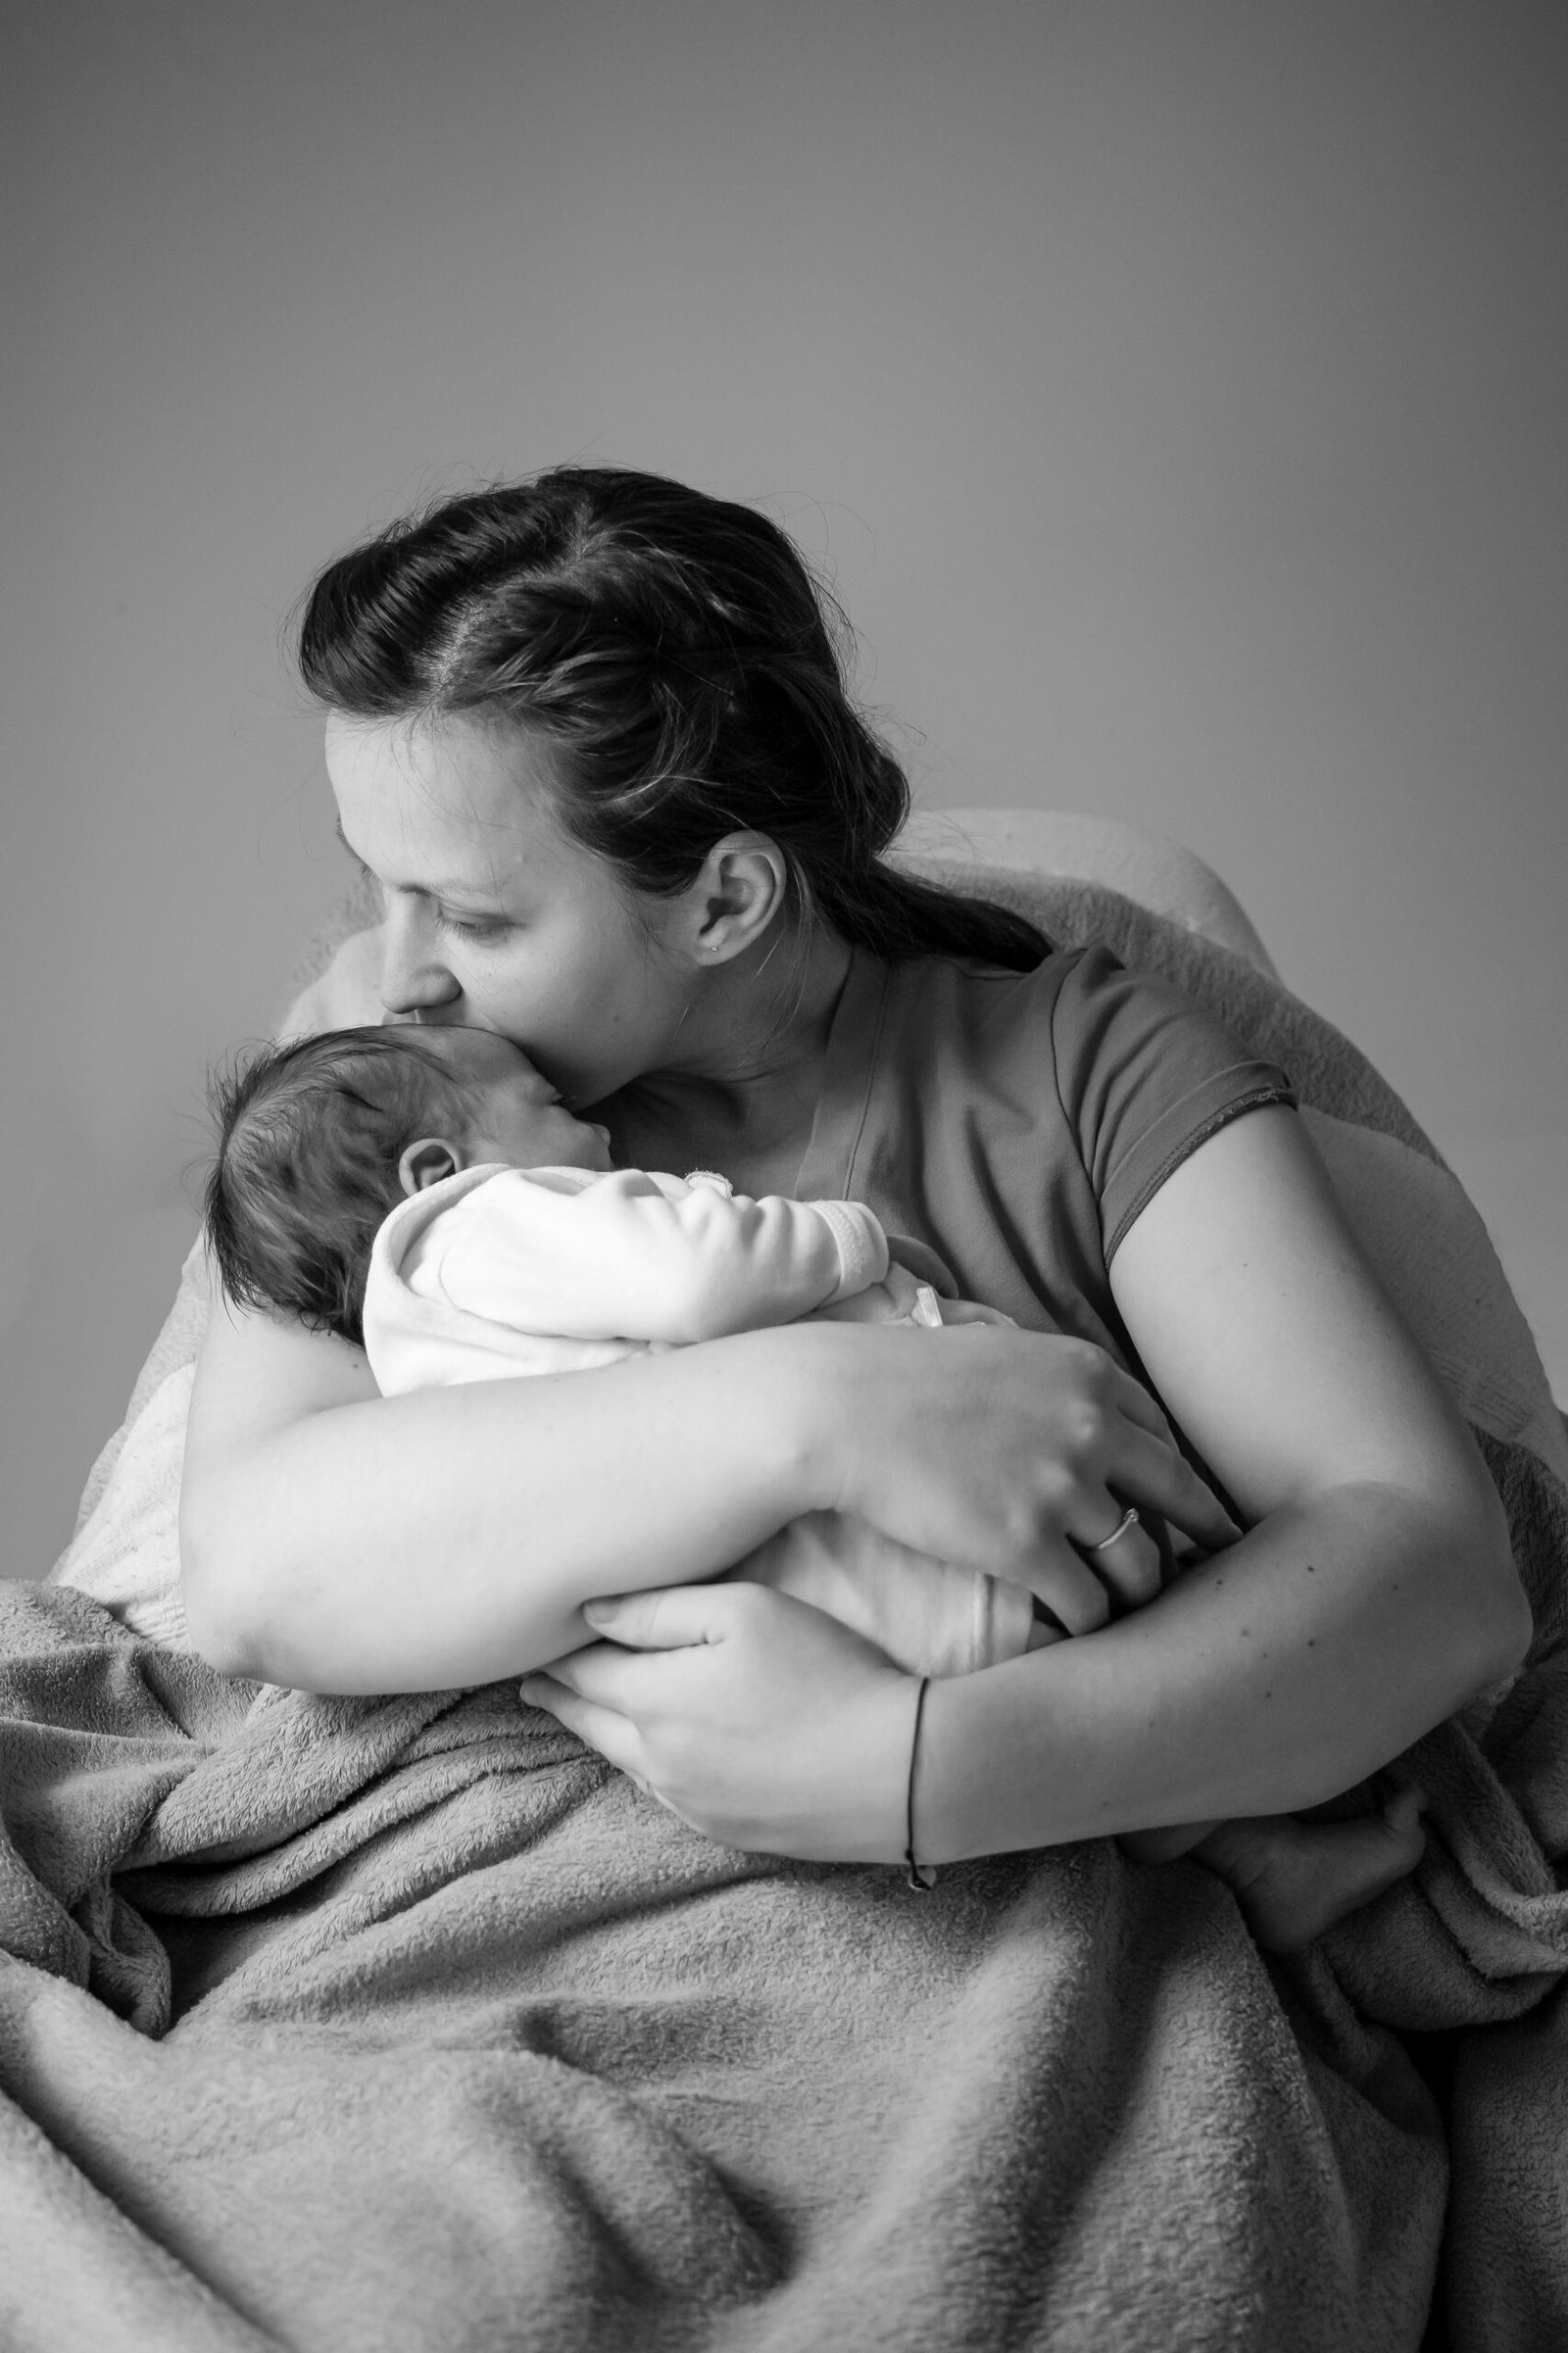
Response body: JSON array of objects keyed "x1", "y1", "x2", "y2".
[{"x1": 1087, "y1": 1504, "x2": 1142, "y2": 1553}]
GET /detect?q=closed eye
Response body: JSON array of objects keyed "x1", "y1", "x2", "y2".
[
  {"x1": 333, "y1": 822, "x2": 511, "y2": 939},
  {"x1": 433, "y1": 908, "x2": 512, "y2": 943}
]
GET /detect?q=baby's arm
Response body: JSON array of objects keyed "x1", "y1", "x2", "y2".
[{"x1": 436, "y1": 1169, "x2": 890, "y2": 1344}]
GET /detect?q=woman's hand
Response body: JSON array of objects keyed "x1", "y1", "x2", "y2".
[
  {"x1": 520, "y1": 1583, "x2": 917, "y2": 1863},
  {"x1": 182, "y1": 1284, "x2": 1231, "y2": 1692},
  {"x1": 804, "y1": 1322, "x2": 1238, "y2": 1635}
]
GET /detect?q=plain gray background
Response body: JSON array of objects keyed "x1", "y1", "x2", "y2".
[{"x1": 4, "y1": 0, "x2": 1565, "y2": 1580}]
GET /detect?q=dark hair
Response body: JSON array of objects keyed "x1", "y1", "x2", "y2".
[
  {"x1": 206, "y1": 1028, "x2": 473, "y2": 1345},
  {"x1": 297, "y1": 466, "x2": 1049, "y2": 971}
]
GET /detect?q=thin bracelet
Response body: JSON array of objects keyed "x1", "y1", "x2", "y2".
[{"x1": 904, "y1": 1674, "x2": 940, "y2": 1890}]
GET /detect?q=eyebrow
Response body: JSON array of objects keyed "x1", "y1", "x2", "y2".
[{"x1": 333, "y1": 818, "x2": 506, "y2": 908}]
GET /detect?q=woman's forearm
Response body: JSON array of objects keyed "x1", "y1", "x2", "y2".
[
  {"x1": 182, "y1": 1328, "x2": 825, "y2": 1691},
  {"x1": 916, "y1": 1477, "x2": 1528, "y2": 1861},
  {"x1": 182, "y1": 1306, "x2": 1237, "y2": 1696}
]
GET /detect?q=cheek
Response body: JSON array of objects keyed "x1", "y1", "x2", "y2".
[
  {"x1": 569, "y1": 937, "x2": 668, "y2": 1034},
  {"x1": 459, "y1": 954, "x2": 608, "y2": 1066},
  {"x1": 459, "y1": 942, "x2": 565, "y2": 1028},
  {"x1": 466, "y1": 926, "x2": 671, "y2": 1069}
]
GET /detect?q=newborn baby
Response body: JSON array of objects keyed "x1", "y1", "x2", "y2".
[
  {"x1": 208, "y1": 1022, "x2": 1041, "y2": 1678},
  {"x1": 207, "y1": 1022, "x2": 1425, "y2": 1948}
]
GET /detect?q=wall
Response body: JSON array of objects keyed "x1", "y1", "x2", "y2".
[{"x1": 4, "y1": 0, "x2": 1564, "y2": 1575}]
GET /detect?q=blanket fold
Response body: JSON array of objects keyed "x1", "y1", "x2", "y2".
[{"x1": 6, "y1": 870, "x2": 1563, "y2": 2352}]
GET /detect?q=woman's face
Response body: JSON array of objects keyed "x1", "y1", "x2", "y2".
[{"x1": 326, "y1": 712, "x2": 695, "y2": 1107}]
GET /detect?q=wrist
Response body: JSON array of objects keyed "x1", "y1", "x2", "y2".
[
  {"x1": 844, "y1": 1662, "x2": 923, "y2": 1867},
  {"x1": 907, "y1": 1670, "x2": 960, "y2": 1867},
  {"x1": 906, "y1": 1659, "x2": 1065, "y2": 1866},
  {"x1": 903, "y1": 1674, "x2": 941, "y2": 1888},
  {"x1": 811, "y1": 1198, "x2": 890, "y2": 1303}
]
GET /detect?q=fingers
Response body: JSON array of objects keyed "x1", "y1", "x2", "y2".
[
  {"x1": 1072, "y1": 1512, "x2": 1165, "y2": 1610},
  {"x1": 1099, "y1": 1417, "x2": 1241, "y2": 1553},
  {"x1": 529, "y1": 1589, "x2": 753, "y2": 1705},
  {"x1": 1101, "y1": 1363, "x2": 1177, "y2": 1443},
  {"x1": 1032, "y1": 1344, "x2": 1239, "y2": 1557},
  {"x1": 526, "y1": 1636, "x2": 672, "y2": 1711},
  {"x1": 1075, "y1": 1353, "x2": 1240, "y2": 1553},
  {"x1": 579, "y1": 1584, "x2": 732, "y2": 1650},
  {"x1": 517, "y1": 1667, "x2": 646, "y2": 1779},
  {"x1": 1004, "y1": 1518, "x2": 1161, "y2": 1628},
  {"x1": 1003, "y1": 1540, "x2": 1114, "y2": 1636}
]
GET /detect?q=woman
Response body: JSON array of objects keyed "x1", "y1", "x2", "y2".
[{"x1": 180, "y1": 465, "x2": 1527, "y2": 1875}]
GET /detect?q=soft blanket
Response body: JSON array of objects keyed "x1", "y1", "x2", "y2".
[{"x1": 7, "y1": 868, "x2": 1565, "y2": 2352}]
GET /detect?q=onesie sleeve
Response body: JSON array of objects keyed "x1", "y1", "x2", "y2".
[
  {"x1": 433, "y1": 1168, "x2": 890, "y2": 1344},
  {"x1": 1050, "y1": 944, "x2": 1297, "y2": 1263}
]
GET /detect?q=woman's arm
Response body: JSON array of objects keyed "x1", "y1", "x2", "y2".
[
  {"x1": 520, "y1": 1109, "x2": 1530, "y2": 1860},
  {"x1": 180, "y1": 1283, "x2": 1237, "y2": 1692},
  {"x1": 921, "y1": 1107, "x2": 1529, "y2": 1852},
  {"x1": 182, "y1": 1297, "x2": 812, "y2": 1689}
]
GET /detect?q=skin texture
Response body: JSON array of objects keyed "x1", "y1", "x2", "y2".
[
  {"x1": 392, "y1": 1028, "x2": 614, "y2": 1196},
  {"x1": 181, "y1": 712, "x2": 1530, "y2": 1864},
  {"x1": 520, "y1": 1111, "x2": 1524, "y2": 1862}
]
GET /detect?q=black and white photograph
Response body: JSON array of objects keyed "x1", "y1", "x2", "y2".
[{"x1": 3, "y1": 5, "x2": 1566, "y2": 2345}]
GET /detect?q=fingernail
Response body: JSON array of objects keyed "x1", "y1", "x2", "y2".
[{"x1": 582, "y1": 1600, "x2": 612, "y2": 1625}]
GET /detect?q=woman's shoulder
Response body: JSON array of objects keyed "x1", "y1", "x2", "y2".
[
  {"x1": 850, "y1": 939, "x2": 1297, "y2": 1326},
  {"x1": 867, "y1": 940, "x2": 1118, "y2": 1141},
  {"x1": 888, "y1": 932, "x2": 1266, "y2": 1046},
  {"x1": 879, "y1": 938, "x2": 1295, "y2": 1176},
  {"x1": 884, "y1": 935, "x2": 1154, "y2": 1041}
]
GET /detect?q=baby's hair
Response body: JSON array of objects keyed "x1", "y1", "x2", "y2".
[{"x1": 205, "y1": 1027, "x2": 473, "y2": 1345}]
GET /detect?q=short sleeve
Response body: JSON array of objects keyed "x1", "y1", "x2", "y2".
[{"x1": 1050, "y1": 943, "x2": 1298, "y2": 1263}]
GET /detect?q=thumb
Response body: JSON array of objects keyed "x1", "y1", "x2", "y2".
[{"x1": 581, "y1": 1583, "x2": 734, "y2": 1649}]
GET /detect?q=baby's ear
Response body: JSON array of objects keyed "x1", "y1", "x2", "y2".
[{"x1": 398, "y1": 1138, "x2": 463, "y2": 1196}]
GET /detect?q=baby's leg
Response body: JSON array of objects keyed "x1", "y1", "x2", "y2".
[{"x1": 1121, "y1": 1784, "x2": 1427, "y2": 1954}]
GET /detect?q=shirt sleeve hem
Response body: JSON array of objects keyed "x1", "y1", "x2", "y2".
[{"x1": 1102, "y1": 1077, "x2": 1298, "y2": 1265}]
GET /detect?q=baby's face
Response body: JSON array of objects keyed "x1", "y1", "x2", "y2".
[{"x1": 412, "y1": 1028, "x2": 614, "y2": 1174}]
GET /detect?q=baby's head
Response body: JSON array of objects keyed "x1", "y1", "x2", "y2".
[{"x1": 206, "y1": 1024, "x2": 612, "y2": 1343}]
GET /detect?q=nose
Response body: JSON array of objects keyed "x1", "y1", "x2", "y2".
[{"x1": 378, "y1": 903, "x2": 464, "y2": 1025}]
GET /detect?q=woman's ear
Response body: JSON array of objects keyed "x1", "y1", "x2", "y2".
[
  {"x1": 398, "y1": 1137, "x2": 465, "y2": 1196},
  {"x1": 688, "y1": 832, "x2": 791, "y2": 964}
]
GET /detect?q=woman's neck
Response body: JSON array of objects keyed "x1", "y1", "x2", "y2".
[{"x1": 612, "y1": 923, "x2": 855, "y2": 1192}]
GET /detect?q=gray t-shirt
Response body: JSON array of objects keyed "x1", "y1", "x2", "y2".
[{"x1": 794, "y1": 941, "x2": 1297, "y2": 1381}]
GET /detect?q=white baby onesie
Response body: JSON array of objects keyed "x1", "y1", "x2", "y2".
[{"x1": 363, "y1": 1164, "x2": 1037, "y2": 1678}]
